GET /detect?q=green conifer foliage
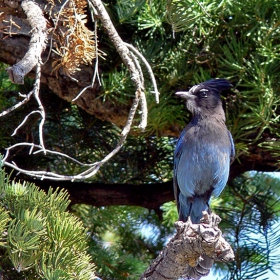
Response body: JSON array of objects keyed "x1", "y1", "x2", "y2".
[
  {"x1": 214, "y1": 172, "x2": 280, "y2": 279},
  {"x1": 99, "y1": 0, "x2": 280, "y2": 160},
  {"x1": 0, "y1": 166, "x2": 95, "y2": 280}
]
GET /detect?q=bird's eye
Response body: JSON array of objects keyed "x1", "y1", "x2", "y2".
[{"x1": 199, "y1": 89, "x2": 208, "y2": 98}]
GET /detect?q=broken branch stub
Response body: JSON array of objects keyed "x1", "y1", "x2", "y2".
[
  {"x1": 140, "y1": 212, "x2": 234, "y2": 280},
  {"x1": 6, "y1": 0, "x2": 47, "y2": 84}
]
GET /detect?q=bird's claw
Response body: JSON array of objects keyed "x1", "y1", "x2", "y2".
[{"x1": 200, "y1": 211, "x2": 221, "y2": 227}]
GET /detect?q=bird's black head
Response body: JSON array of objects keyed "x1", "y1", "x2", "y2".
[{"x1": 176, "y1": 79, "x2": 231, "y2": 117}]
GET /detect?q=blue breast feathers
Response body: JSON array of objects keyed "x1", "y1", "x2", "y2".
[{"x1": 175, "y1": 136, "x2": 231, "y2": 199}]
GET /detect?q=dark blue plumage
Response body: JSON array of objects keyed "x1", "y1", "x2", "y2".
[{"x1": 174, "y1": 79, "x2": 235, "y2": 279}]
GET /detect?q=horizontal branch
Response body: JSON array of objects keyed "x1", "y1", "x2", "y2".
[
  {"x1": 9, "y1": 156, "x2": 279, "y2": 210},
  {"x1": 10, "y1": 175, "x2": 174, "y2": 210}
]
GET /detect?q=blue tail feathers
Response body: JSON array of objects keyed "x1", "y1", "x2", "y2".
[{"x1": 179, "y1": 194, "x2": 210, "y2": 223}]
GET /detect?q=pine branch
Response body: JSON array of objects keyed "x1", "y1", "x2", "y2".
[{"x1": 140, "y1": 212, "x2": 234, "y2": 280}]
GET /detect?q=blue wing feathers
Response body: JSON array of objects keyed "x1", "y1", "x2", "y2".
[{"x1": 174, "y1": 124, "x2": 232, "y2": 222}]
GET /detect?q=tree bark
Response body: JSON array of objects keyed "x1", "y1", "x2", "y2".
[
  {"x1": 140, "y1": 212, "x2": 234, "y2": 280},
  {"x1": 14, "y1": 177, "x2": 173, "y2": 210}
]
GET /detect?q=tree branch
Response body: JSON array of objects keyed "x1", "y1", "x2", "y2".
[
  {"x1": 10, "y1": 175, "x2": 173, "y2": 210},
  {"x1": 140, "y1": 212, "x2": 234, "y2": 280},
  {"x1": 6, "y1": 0, "x2": 47, "y2": 84},
  {"x1": 124, "y1": 43, "x2": 160, "y2": 103},
  {"x1": 1, "y1": 0, "x2": 162, "y2": 181}
]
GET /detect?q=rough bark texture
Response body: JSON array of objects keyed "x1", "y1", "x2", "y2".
[
  {"x1": 140, "y1": 212, "x2": 234, "y2": 280},
  {"x1": 6, "y1": 0, "x2": 47, "y2": 84}
]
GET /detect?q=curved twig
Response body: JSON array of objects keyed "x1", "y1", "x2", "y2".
[
  {"x1": 0, "y1": 91, "x2": 33, "y2": 118},
  {"x1": 124, "y1": 43, "x2": 160, "y2": 103},
  {"x1": 1, "y1": 0, "x2": 159, "y2": 181}
]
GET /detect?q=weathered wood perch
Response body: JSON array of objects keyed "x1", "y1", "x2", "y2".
[
  {"x1": 6, "y1": 0, "x2": 47, "y2": 84},
  {"x1": 140, "y1": 212, "x2": 234, "y2": 280}
]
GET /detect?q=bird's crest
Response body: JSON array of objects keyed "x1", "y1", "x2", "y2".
[{"x1": 199, "y1": 79, "x2": 232, "y2": 93}]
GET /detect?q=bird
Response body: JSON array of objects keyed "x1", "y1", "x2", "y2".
[{"x1": 173, "y1": 78, "x2": 235, "y2": 279}]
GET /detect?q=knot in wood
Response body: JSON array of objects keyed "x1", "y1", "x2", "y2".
[
  {"x1": 199, "y1": 225, "x2": 220, "y2": 243},
  {"x1": 174, "y1": 220, "x2": 187, "y2": 233}
]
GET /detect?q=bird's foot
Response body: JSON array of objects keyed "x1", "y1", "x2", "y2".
[{"x1": 200, "y1": 211, "x2": 221, "y2": 227}]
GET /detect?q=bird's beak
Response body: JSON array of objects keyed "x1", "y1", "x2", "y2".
[{"x1": 175, "y1": 91, "x2": 193, "y2": 100}]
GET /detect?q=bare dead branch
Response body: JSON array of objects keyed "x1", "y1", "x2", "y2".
[
  {"x1": 9, "y1": 62, "x2": 46, "y2": 153},
  {"x1": 1, "y1": 0, "x2": 159, "y2": 181},
  {"x1": 0, "y1": 91, "x2": 33, "y2": 118},
  {"x1": 11, "y1": 111, "x2": 41, "y2": 136},
  {"x1": 124, "y1": 43, "x2": 160, "y2": 104},
  {"x1": 127, "y1": 50, "x2": 147, "y2": 130},
  {"x1": 140, "y1": 212, "x2": 235, "y2": 280},
  {"x1": 32, "y1": 63, "x2": 46, "y2": 153},
  {"x1": 90, "y1": 0, "x2": 152, "y2": 132},
  {"x1": 89, "y1": 0, "x2": 141, "y2": 88},
  {"x1": 6, "y1": 0, "x2": 47, "y2": 84}
]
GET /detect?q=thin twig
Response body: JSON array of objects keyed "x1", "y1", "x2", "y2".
[
  {"x1": 11, "y1": 110, "x2": 40, "y2": 136},
  {"x1": 127, "y1": 51, "x2": 147, "y2": 130},
  {"x1": 42, "y1": 0, "x2": 70, "y2": 65},
  {"x1": 10, "y1": 63, "x2": 46, "y2": 152},
  {"x1": 33, "y1": 62, "x2": 46, "y2": 153},
  {"x1": 3, "y1": 142, "x2": 94, "y2": 167},
  {"x1": 139, "y1": 92, "x2": 148, "y2": 130},
  {"x1": 124, "y1": 42, "x2": 160, "y2": 103},
  {"x1": 0, "y1": 91, "x2": 33, "y2": 118},
  {"x1": 90, "y1": 0, "x2": 141, "y2": 89},
  {"x1": 92, "y1": 12, "x2": 102, "y2": 86}
]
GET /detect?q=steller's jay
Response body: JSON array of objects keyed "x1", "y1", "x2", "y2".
[{"x1": 174, "y1": 79, "x2": 235, "y2": 279}]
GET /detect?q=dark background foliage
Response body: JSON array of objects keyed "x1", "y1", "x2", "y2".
[{"x1": 0, "y1": 0, "x2": 280, "y2": 279}]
